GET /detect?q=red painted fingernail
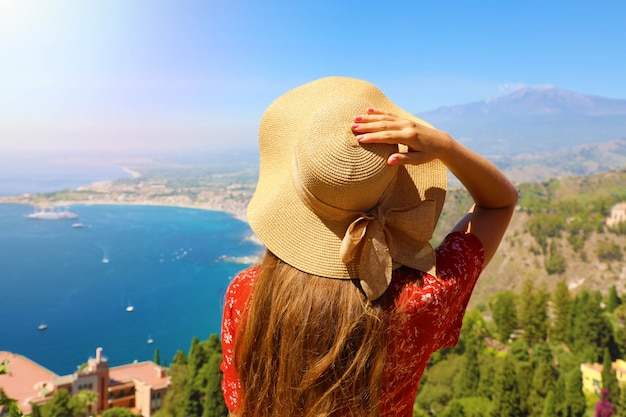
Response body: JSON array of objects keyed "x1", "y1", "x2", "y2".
[
  {"x1": 351, "y1": 123, "x2": 360, "y2": 129},
  {"x1": 356, "y1": 134, "x2": 365, "y2": 141},
  {"x1": 388, "y1": 156, "x2": 399, "y2": 165},
  {"x1": 354, "y1": 115, "x2": 363, "y2": 122}
]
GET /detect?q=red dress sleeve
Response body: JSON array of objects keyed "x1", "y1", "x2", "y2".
[{"x1": 432, "y1": 231, "x2": 485, "y2": 348}]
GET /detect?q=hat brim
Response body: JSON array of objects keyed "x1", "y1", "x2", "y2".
[{"x1": 248, "y1": 77, "x2": 447, "y2": 279}]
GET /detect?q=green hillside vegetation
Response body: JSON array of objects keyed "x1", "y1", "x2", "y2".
[
  {"x1": 414, "y1": 279, "x2": 626, "y2": 417},
  {"x1": 156, "y1": 334, "x2": 227, "y2": 417},
  {"x1": 151, "y1": 282, "x2": 625, "y2": 417},
  {"x1": 435, "y1": 168, "x2": 626, "y2": 307}
]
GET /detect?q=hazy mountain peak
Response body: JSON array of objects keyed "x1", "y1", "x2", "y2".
[
  {"x1": 417, "y1": 87, "x2": 626, "y2": 156},
  {"x1": 485, "y1": 85, "x2": 625, "y2": 115},
  {"x1": 425, "y1": 86, "x2": 626, "y2": 117}
]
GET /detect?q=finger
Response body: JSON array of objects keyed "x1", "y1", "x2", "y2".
[
  {"x1": 356, "y1": 131, "x2": 404, "y2": 145},
  {"x1": 354, "y1": 110, "x2": 399, "y2": 123},
  {"x1": 387, "y1": 152, "x2": 434, "y2": 166},
  {"x1": 352, "y1": 116, "x2": 414, "y2": 135},
  {"x1": 351, "y1": 120, "x2": 401, "y2": 134},
  {"x1": 367, "y1": 107, "x2": 398, "y2": 118}
]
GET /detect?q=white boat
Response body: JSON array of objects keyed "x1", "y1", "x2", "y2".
[
  {"x1": 102, "y1": 257, "x2": 110, "y2": 264},
  {"x1": 147, "y1": 337, "x2": 154, "y2": 344},
  {"x1": 27, "y1": 208, "x2": 78, "y2": 220},
  {"x1": 38, "y1": 324, "x2": 48, "y2": 331},
  {"x1": 126, "y1": 305, "x2": 134, "y2": 312},
  {"x1": 72, "y1": 223, "x2": 85, "y2": 228}
]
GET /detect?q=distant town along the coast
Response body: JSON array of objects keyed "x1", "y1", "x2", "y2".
[{"x1": 0, "y1": 164, "x2": 258, "y2": 223}]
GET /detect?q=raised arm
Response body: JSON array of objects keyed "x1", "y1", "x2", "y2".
[{"x1": 352, "y1": 108, "x2": 518, "y2": 267}]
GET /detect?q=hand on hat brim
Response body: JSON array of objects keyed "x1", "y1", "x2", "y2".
[{"x1": 352, "y1": 108, "x2": 450, "y2": 166}]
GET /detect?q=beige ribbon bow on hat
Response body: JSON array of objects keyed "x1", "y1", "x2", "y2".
[{"x1": 340, "y1": 201, "x2": 437, "y2": 300}]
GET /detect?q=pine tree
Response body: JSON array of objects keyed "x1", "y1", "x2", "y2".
[
  {"x1": 510, "y1": 338, "x2": 530, "y2": 362},
  {"x1": 541, "y1": 391, "x2": 556, "y2": 417},
  {"x1": 553, "y1": 371, "x2": 567, "y2": 417},
  {"x1": 516, "y1": 361, "x2": 533, "y2": 417},
  {"x1": 202, "y1": 351, "x2": 228, "y2": 417},
  {"x1": 183, "y1": 336, "x2": 215, "y2": 417},
  {"x1": 545, "y1": 240, "x2": 566, "y2": 274},
  {"x1": 159, "y1": 350, "x2": 189, "y2": 417},
  {"x1": 490, "y1": 291, "x2": 519, "y2": 343},
  {"x1": 462, "y1": 308, "x2": 491, "y2": 342},
  {"x1": 455, "y1": 333, "x2": 481, "y2": 398},
  {"x1": 477, "y1": 357, "x2": 496, "y2": 400},
  {"x1": 535, "y1": 284, "x2": 550, "y2": 344},
  {"x1": 601, "y1": 348, "x2": 620, "y2": 406},
  {"x1": 528, "y1": 360, "x2": 557, "y2": 416},
  {"x1": 491, "y1": 355, "x2": 522, "y2": 417},
  {"x1": 550, "y1": 279, "x2": 571, "y2": 343},
  {"x1": 606, "y1": 285, "x2": 621, "y2": 313},
  {"x1": 568, "y1": 290, "x2": 618, "y2": 362},
  {"x1": 564, "y1": 367, "x2": 586, "y2": 417},
  {"x1": 518, "y1": 279, "x2": 535, "y2": 331},
  {"x1": 188, "y1": 336, "x2": 202, "y2": 376},
  {"x1": 519, "y1": 282, "x2": 550, "y2": 346},
  {"x1": 154, "y1": 348, "x2": 160, "y2": 365},
  {"x1": 182, "y1": 334, "x2": 228, "y2": 417},
  {"x1": 531, "y1": 342, "x2": 554, "y2": 366}
]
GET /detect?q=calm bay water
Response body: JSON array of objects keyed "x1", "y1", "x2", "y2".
[
  {"x1": 0, "y1": 156, "x2": 133, "y2": 197},
  {"x1": 0, "y1": 203, "x2": 260, "y2": 375}
]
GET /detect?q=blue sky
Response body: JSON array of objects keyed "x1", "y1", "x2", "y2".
[{"x1": 1, "y1": 0, "x2": 625, "y2": 153}]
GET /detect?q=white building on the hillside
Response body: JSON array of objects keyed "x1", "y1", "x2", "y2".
[{"x1": 606, "y1": 202, "x2": 626, "y2": 227}]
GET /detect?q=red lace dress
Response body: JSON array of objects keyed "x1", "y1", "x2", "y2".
[{"x1": 221, "y1": 231, "x2": 484, "y2": 416}]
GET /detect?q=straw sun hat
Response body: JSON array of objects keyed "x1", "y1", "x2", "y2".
[{"x1": 247, "y1": 76, "x2": 447, "y2": 300}]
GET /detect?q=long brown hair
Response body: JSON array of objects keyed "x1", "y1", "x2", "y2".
[{"x1": 234, "y1": 251, "x2": 389, "y2": 417}]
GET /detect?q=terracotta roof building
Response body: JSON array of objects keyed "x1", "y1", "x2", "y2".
[
  {"x1": 0, "y1": 352, "x2": 57, "y2": 414},
  {"x1": 0, "y1": 348, "x2": 170, "y2": 416}
]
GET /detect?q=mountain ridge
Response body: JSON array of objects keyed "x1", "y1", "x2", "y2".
[{"x1": 416, "y1": 86, "x2": 626, "y2": 156}]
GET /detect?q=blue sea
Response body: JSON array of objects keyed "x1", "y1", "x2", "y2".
[
  {"x1": 0, "y1": 154, "x2": 134, "y2": 197},
  {"x1": 0, "y1": 165, "x2": 260, "y2": 375}
]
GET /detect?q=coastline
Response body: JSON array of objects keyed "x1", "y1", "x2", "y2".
[
  {"x1": 0, "y1": 195, "x2": 248, "y2": 222},
  {"x1": 122, "y1": 166, "x2": 142, "y2": 179},
  {"x1": 1, "y1": 198, "x2": 265, "y2": 264},
  {"x1": 0, "y1": 166, "x2": 252, "y2": 221},
  {"x1": 0, "y1": 166, "x2": 265, "y2": 262}
]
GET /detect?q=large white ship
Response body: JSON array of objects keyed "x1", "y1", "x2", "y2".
[{"x1": 26, "y1": 208, "x2": 79, "y2": 220}]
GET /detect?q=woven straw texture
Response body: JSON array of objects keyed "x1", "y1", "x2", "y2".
[{"x1": 247, "y1": 76, "x2": 447, "y2": 280}]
